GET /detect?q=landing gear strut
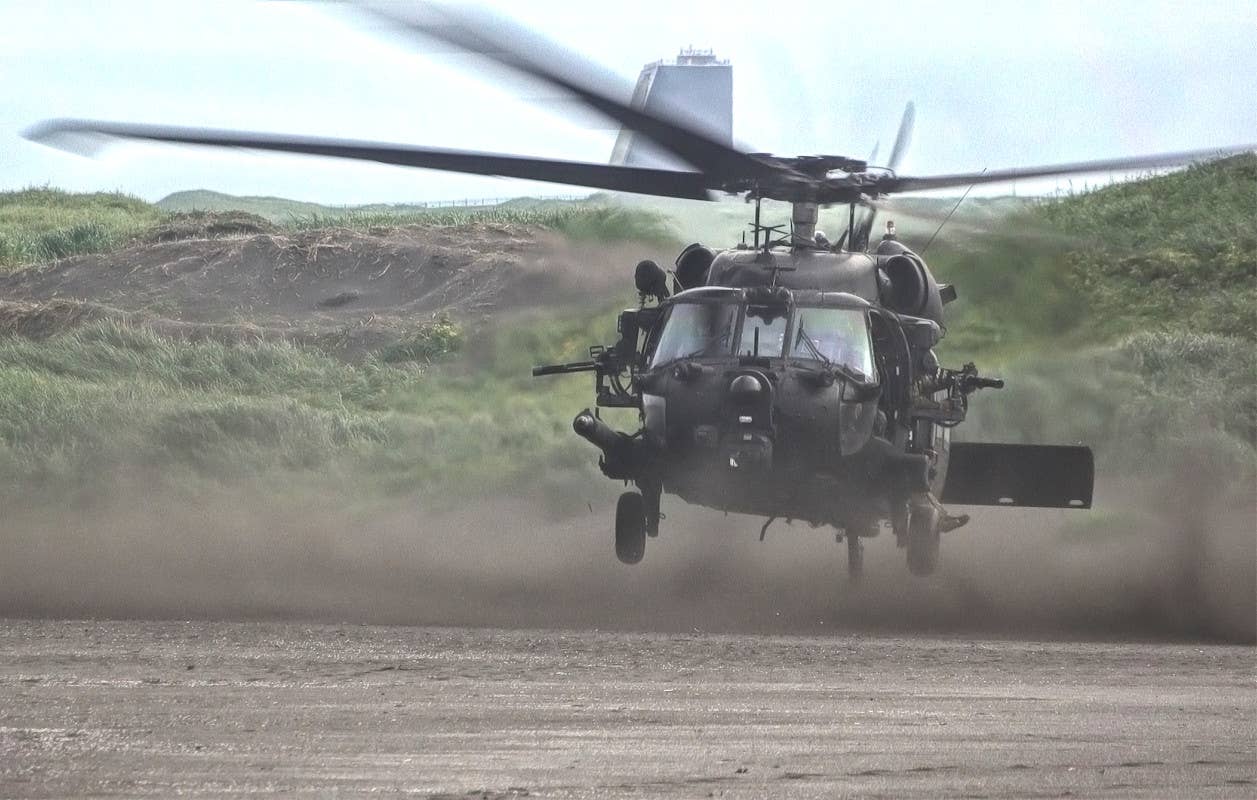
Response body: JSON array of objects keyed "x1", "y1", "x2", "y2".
[
  {"x1": 906, "y1": 499, "x2": 940, "y2": 576},
  {"x1": 842, "y1": 523, "x2": 876, "y2": 581},
  {"x1": 846, "y1": 534, "x2": 864, "y2": 580}
]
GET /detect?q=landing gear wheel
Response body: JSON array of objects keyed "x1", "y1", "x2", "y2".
[
  {"x1": 846, "y1": 534, "x2": 864, "y2": 581},
  {"x1": 615, "y1": 491, "x2": 646, "y2": 565},
  {"x1": 906, "y1": 503, "x2": 940, "y2": 576}
]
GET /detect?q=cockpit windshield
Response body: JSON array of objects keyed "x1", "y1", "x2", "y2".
[
  {"x1": 649, "y1": 302, "x2": 738, "y2": 368},
  {"x1": 648, "y1": 301, "x2": 874, "y2": 378},
  {"x1": 739, "y1": 304, "x2": 788, "y2": 358},
  {"x1": 790, "y1": 307, "x2": 874, "y2": 379}
]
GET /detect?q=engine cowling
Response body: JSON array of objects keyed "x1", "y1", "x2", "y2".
[
  {"x1": 675, "y1": 243, "x2": 715, "y2": 290},
  {"x1": 875, "y1": 240, "x2": 944, "y2": 322},
  {"x1": 881, "y1": 254, "x2": 929, "y2": 315}
]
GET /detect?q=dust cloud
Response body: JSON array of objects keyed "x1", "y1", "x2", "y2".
[
  {"x1": 0, "y1": 229, "x2": 1251, "y2": 642},
  {"x1": 1, "y1": 462, "x2": 1251, "y2": 643}
]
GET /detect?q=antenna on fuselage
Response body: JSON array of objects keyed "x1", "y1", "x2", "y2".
[{"x1": 747, "y1": 194, "x2": 785, "y2": 252}]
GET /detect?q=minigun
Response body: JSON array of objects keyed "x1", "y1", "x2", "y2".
[
  {"x1": 942, "y1": 362, "x2": 1005, "y2": 395},
  {"x1": 531, "y1": 308, "x2": 652, "y2": 409},
  {"x1": 912, "y1": 362, "x2": 1004, "y2": 425},
  {"x1": 532, "y1": 344, "x2": 638, "y2": 408}
]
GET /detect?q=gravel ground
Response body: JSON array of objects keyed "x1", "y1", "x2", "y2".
[{"x1": 1, "y1": 619, "x2": 1252, "y2": 798}]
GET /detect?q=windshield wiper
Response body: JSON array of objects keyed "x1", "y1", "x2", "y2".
[
  {"x1": 795, "y1": 323, "x2": 832, "y2": 368},
  {"x1": 679, "y1": 329, "x2": 731, "y2": 361},
  {"x1": 793, "y1": 323, "x2": 870, "y2": 385}
]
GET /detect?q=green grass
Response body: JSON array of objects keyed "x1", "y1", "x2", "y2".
[
  {"x1": 0, "y1": 186, "x2": 665, "y2": 502},
  {"x1": 0, "y1": 188, "x2": 162, "y2": 267},
  {"x1": 0, "y1": 326, "x2": 393, "y2": 495},
  {"x1": 931, "y1": 154, "x2": 1257, "y2": 361},
  {"x1": 927, "y1": 155, "x2": 1256, "y2": 476},
  {"x1": 4, "y1": 306, "x2": 1245, "y2": 508},
  {"x1": 964, "y1": 330, "x2": 1256, "y2": 471},
  {"x1": 0, "y1": 302, "x2": 630, "y2": 507},
  {"x1": 377, "y1": 315, "x2": 464, "y2": 365}
]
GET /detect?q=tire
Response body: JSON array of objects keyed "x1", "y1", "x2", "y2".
[
  {"x1": 615, "y1": 491, "x2": 646, "y2": 565},
  {"x1": 906, "y1": 503, "x2": 940, "y2": 576}
]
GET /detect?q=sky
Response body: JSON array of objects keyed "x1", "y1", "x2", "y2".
[{"x1": 2, "y1": 0, "x2": 1254, "y2": 204}]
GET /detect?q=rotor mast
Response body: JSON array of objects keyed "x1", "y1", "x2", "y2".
[{"x1": 791, "y1": 201, "x2": 819, "y2": 245}]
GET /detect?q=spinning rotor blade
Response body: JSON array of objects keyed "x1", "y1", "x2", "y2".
[
  {"x1": 879, "y1": 144, "x2": 1257, "y2": 194},
  {"x1": 356, "y1": 2, "x2": 791, "y2": 186},
  {"x1": 886, "y1": 101, "x2": 915, "y2": 172},
  {"x1": 866, "y1": 141, "x2": 880, "y2": 166},
  {"x1": 849, "y1": 144, "x2": 878, "y2": 249},
  {"x1": 23, "y1": 2, "x2": 1253, "y2": 212},
  {"x1": 850, "y1": 202, "x2": 879, "y2": 251},
  {"x1": 23, "y1": 119, "x2": 712, "y2": 200},
  {"x1": 854, "y1": 101, "x2": 916, "y2": 248}
]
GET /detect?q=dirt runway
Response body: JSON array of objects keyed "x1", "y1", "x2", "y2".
[{"x1": 1, "y1": 619, "x2": 1252, "y2": 798}]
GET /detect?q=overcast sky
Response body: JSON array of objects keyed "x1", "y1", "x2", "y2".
[{"x1": 2, "y1": 0, "x2": 1254, "y2": 204}]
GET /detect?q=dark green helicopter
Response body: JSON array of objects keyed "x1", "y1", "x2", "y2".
[{"x1": 26, "y1": 3, "x2": 1254, "y2": 578}]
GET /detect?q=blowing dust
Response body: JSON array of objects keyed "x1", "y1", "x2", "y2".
[
  {"x1": 1, "y1": 463, "x2": 1251, "y2": 643},
  {"x1": 0, "y1": 228, "x2": 1251, "y2": 643}
]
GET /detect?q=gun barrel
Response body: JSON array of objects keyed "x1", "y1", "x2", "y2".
[{"x1": 532, "y1": 360, "x2": 597, "y2": 377}]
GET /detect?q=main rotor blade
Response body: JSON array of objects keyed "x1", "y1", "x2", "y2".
[
  {"x1": 355, "y1": 2, "x2": 790, "y2": 185},
  {"x1": 853, "y1": 102, "x2": 914, "y2": 249},
  {"x1": 879, "y1": 144, "x2": 1257, "y2": 194},
  {"x1": 23, "y1": 119, "x2": 713, "y2": 201},
  {"x1": 886, "y1": 101, "x2": 915, "y2": 171}
]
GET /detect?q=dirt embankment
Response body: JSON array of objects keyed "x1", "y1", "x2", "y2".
[{"x1": 0, "y1": 220, "x2": 643, "y2": 353}]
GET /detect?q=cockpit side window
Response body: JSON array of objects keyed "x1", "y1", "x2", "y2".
[
  {"x1": 648, "y1": 302, "x2": 738, "y2": 368},
  {"x1": 790, "y1": 307, "x2": 875, "y2": 379}
]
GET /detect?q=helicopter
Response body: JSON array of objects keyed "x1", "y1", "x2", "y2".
[{"x1": 24, "y1": 3, "x2": 1255, "y2": 578}]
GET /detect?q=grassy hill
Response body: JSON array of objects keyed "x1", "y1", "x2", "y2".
[
  {"x1": 0, "y1": 189, "x2": 678, "y2": 271},
  {"x1": 157, "y1": 189, "x2": 336, "y2": 220},
  {"x1": 156, "y1": 189, "x2": 570, "y2": 221},
  {"x1": 157, "y1": 188, "x2": 1030, "y2": 249},
  {"x1": 920, "y1": 155, "x2": 1256, "y2": 476},
  {"x1": 5, "y1": 184, "x2": 1031, "y2": 271},
  {"x1": 0, "y1": 188, "x2": 164, "y2": 267},
  {"x1": 930, "y1": 154, "x2": 1257, "y2": 358}
]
